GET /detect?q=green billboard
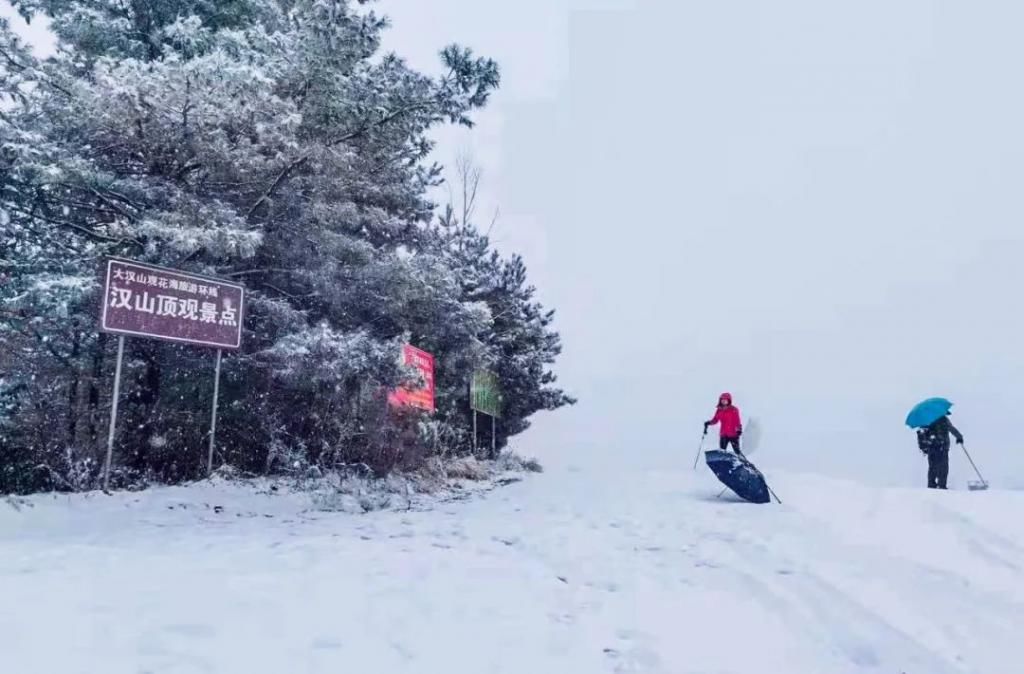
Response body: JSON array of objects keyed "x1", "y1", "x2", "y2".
[{"x1": 470, "y1": 370, "x2": 503, "y2": 418}]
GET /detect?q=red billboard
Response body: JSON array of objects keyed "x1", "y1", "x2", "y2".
[
  {"x1": 100, "y1": 258, "x2": 245, "y2": 350},
  {"x1": 388, "y1": 344, "x2": 435, "y2": 412}
]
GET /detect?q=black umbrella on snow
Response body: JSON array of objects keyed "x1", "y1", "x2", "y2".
[{"x1": 704, "y1": 450, "x2": 780, "y2": 504}]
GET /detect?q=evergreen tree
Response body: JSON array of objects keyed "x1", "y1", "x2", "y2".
[
  {"x1": 1, "y1": 1, "x2": 568, "y2": 493},
  {"x1": 429, "y1": 157, "x2": 574, "y2": 454}
]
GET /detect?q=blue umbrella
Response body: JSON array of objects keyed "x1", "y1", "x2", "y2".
[{"x1": 906, "y1": 397, "x2": 953, "y2": 429}]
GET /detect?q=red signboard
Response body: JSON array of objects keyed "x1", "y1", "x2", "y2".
[
  {"x1": 100, "y1": 258, "x2": 245, "y2": 350},
  {"x1": 388, "y1": 344, "x2": 435, "y2": 412}
]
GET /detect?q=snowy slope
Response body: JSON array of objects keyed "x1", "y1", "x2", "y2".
[{"x1": 1, "y1": 458, "x2": 1021, "y2": 674}]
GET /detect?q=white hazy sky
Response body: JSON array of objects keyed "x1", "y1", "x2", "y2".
[{"x1": 7, "y1": 1, "x2": 1024, "y2": 487}]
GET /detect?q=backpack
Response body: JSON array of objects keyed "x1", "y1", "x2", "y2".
[{"x1": 917, "y1": 428, "x2": 939, "y2": 453}]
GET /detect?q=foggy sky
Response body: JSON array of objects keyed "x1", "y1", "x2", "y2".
[
  {"x1": 387, "y1": 0, "x2": 1024, "y2": 488},
  {"x1": 7, "y1": 1, "x2": 1024, "y2": 487}
]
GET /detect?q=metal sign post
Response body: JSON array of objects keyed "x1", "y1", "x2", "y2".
[
  {"x1": 207, "y1": 348, "x2": 223, "y2": 475},
  {"x1": 102, "y1": 335, "x2": 126, "y2": 491}
]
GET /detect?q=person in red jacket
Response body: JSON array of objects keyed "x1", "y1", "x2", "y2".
[{"x1": 704, "y1": 392, "x2": 744, "y2": 456}]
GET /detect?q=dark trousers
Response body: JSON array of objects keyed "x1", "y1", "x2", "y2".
[
  {"x1": 720, "y1": 436, "x2": 743, "y2": 456},
  {"x1": 927, "y1": 450, "x2": 949, "y2": 489}
]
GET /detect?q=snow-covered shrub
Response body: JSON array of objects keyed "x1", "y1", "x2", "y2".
[
  {"x1": 446, "y1": 456, "x2": 489, "y2": 481},
  {"x1": 496, "y1": 452, "x2": 544, "y2": 474},
  {"x1": 310, "y1": 472, "x2": 413, "y2": 513}
]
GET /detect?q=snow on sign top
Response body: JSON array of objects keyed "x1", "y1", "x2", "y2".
[{"x1": 99, "y1": 258, "x2": 245, "y2": 350}]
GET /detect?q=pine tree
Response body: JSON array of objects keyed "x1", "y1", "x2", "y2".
[
  {"x1": 1, "y1": 1, "x2": 568, "y2": 493},
  {"x1": 429, "y1": 157, "x2": 574, "y2": 454}
]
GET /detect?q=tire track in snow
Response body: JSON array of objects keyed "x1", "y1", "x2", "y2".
[
  {"x1": 688, "y1": 498, "x2": 1022, "y2": 674},
  {"x1": 506, "y1": 468, "x2": 1023, "y2": 674}
]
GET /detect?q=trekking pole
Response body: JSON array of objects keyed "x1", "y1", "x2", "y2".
[
  {"x1": 693, "y1": 432, "x2": 706, "y2": 470},
  {"x1": 960, "y1": 444, "x2": 989, "y2": 489}
]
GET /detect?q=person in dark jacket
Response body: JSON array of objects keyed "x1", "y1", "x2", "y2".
[
  {"x1": 916, "y1": 413, "x2": 964, "y2": 489},
  {"x1": 705, "y1": 392, "x2": 744, "y2": 456}
]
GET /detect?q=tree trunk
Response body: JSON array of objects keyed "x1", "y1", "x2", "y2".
[{"x1": 65, "y1": 331, "x2": 81, "y2": 444}]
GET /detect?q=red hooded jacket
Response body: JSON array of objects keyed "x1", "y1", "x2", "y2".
[{"x1": 707, "y1": 393, "x2": 742, "y2": 438}]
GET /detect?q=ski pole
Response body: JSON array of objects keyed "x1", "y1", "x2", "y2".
[
  {"x1": 960, "y1": 444, "x2": 988, "y2": 485},
  {"x1": 693, "y1": 432, "x2": 706, "y2": 470}
]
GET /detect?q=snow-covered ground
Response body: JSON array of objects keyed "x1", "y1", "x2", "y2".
[{"x1": 1, "y1": 453, "x2": 1021, "y2": 674}]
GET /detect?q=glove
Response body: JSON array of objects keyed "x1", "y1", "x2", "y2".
[
  {"x1": 703, "y1": 422, "x2": 709, "y2": 435},
  {"x1": 956, "y1": 437, "x2": 964, "y2": 445},
  {"x1": 736, "y1": 429, "x2": 743, "y2": 438}
]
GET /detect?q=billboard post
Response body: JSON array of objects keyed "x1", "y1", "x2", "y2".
[
  {"x1": 207, "y1": 348, "x2": 223, "y2": 475},
  {"x1": 99, "y1": 258, "x2": 245, "y2": 487},
  {"x1": 102, "y1": 335, "x2": 125, "y2": 492}
]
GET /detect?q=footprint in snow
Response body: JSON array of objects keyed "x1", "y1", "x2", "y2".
[
  {"x1": 388, "y1": 531, "x2": 415, "y2": 539},
  {"x1": 604, "y1": 631, "x2": 663, "y2": 673},
  {"x1": 585, "y1": 580, "x2": 620, "y2": 593}
]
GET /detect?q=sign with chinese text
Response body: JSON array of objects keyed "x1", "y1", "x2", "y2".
[
  {"x1": 100, "y1": 258, "x2": 245, "y2": 350},
  {"x1": 470, "y1": 370, "x2": 502, "y2": 418},
  {"x1": 388, "y1": 344, "x2": 435, "y2": 412}
]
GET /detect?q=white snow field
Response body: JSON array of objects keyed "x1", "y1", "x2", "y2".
[{"x1": 1, "y1": 453, "x2": 1022, "y2": 674}]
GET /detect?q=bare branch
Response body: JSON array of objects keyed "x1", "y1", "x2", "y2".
[
  {"x1": 7, "y1": 205, "x2": 138, "y2": 246},
  {"x1": 0, "y1": 45, "x2": 28, "y2": 72},
  {"x1": 455, "y1": 150, "x2": 482, "y2": 227},
  {"x1": 88, "y1": 188, "x2": 138, "y2": 221},
  {"x1": 0, "y1": 45, "x2": 73, "y2": 98},
  {"x1": 247, "y1": 153, "x2": 311, "y2": 218},
  {"x1": 326, "y1": 102, "x2": 432, "y2": 147},
  {"x1": 223, "y1": 268, "x2": 307, "y2": 278},
  {"x1": 486, "y1": 205, "x2": 501, "y2": 237}
]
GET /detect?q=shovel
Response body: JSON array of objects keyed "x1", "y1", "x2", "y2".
[{"x1": 960, "y1": 444, "x2": 989, "y2": 491}]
